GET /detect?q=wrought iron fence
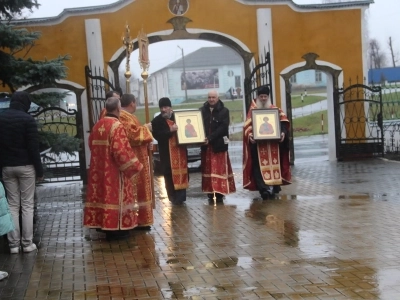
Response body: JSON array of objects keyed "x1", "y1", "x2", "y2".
[
  {"x1": 244, "y1": 50, "x2": 273, "y2": 112},
  {"x1": 368, "y1": 83, "x2": 400, "y2": 155},
  {"x1": 85, "y1": 64, "x2": 119, "y2": 129},
  {"x1": 31, "y1": 107, "x2": 82, "y2": 182}
]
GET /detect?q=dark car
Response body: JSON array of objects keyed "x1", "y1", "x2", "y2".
[
  {"x1": 152, "y1": 111, "x2": 202, "y2": 174},
  {"x1": 0, "y1": 95, "x2": 40, "y2": 113}
]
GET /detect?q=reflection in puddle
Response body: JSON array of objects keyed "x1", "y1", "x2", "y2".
[
  {"x1": 266, "y1": 214, "x2": 299, "y2": 247},
  {"x1": 338, "y1": 194, "x2": 370, "y2": 200}
]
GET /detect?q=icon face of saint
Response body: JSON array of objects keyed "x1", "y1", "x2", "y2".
[
  {"x1": 141, "y1": 43, "x2": 148, "y2": 63},
  {"x1": 259, "y1": 116, "x2": 274, "y2": 135},
  {"x1": 169, "y1": 0, "x2": 188, "y2": 16},
  {"x1": 185, "y1": 119, "x2": 198, "y2": 138}
]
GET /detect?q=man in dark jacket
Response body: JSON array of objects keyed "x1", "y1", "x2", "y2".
[
  {"x1": 200, "y1": 90, "x2": 236, "y2": 203},
  {"x1": 0, "y1": 91, "x2": 43, "y2": 254},
  {"x1": 151, "y1": 97, "x2": 188, "y2": 205}
]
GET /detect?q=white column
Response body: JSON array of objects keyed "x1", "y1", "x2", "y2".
[
  {"x1": 84, "y1": 19, "x2": 105, "y2": 169},
  {"x1": 85, "y1": 19, "x2": 105, "y2": 71},
  {"x1": 256, "y1": 9, "x2": 276, "y2": 103}
]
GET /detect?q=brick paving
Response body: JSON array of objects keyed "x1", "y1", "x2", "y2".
[{"x1": 1, "y1": 156, "x2": 400, "y2": 299}]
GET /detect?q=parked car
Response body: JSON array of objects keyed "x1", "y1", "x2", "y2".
[{"x1": 152, "y1": 111, "x2": 202, "y2": 174}]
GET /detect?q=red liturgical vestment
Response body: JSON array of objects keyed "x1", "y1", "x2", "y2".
[
  {"x1": 243, "y1": 100, "x2": 291, "y2": 190},
  {"x1": 119, "y1": 109, "x2": 154, "y2": 226},
  {"x1": 84, "y1": 115, "x2": 143, "y2": 230},
  {"x1": 166, "y1": 119, "x2": 189, "y2": 190}
]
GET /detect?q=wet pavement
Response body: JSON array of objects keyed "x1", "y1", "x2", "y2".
[{"x1": 2, "y1": 135, "x2": 400, "y2": 299}]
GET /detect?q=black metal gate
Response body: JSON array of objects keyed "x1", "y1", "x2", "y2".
[
  {"x1": 244, "y1": 50, "x2": 273, "y2": 112},
  {"x1": 334, "y1": 83, "x2": 384, "y2": 160},
  {"x1": 31, "y1": 107, "x2": 83, "y2": 182},
  {"x1": 85, "y1": 64, "x2": 120, "y2": 128}
]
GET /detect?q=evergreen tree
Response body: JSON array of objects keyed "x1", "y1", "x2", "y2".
[
  {"x1": 0, "y1": 1, "x2": 70, "y2": 93},
  {"x1": 0, "y1": 1, "x2": 79, "y2": 156}
]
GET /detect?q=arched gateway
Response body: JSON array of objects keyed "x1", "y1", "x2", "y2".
[{"x1": 8, "y1": 0, "x2": 372, "y2": 172}]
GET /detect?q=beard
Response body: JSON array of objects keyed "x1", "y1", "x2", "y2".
[
  {"x1": 255, "y1": 98, "x2": 271, "y2": 109},
  {"x1": 161, "y1": 111, "x2": 172, "y2": 119}
]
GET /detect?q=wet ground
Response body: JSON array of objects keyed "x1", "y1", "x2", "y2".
[{"x1": 1, "y1": 135, "x2": 400, "y2": 299}]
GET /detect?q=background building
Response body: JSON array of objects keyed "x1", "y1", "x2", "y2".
[{"x1": 137, "y1": 46, "x2": 243, "y2": 105}]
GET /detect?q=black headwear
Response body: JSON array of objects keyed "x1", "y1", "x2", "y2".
[
  {"x1": 10, "y1": 91, "x2": 32, "y2": 112},
  {"x1": 159, "y1": 97, "x2": 172, "y2": 108},
  {"x1": 257, "y1": 86, "x2": 270, "y2": 96}
]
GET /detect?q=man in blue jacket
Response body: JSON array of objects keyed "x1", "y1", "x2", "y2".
[{"x1": 0, "y1": 91, "x2": 43, "y2": 254}]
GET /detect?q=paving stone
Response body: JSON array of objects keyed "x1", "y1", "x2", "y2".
[{"x1": 1, "y1": 157, "x2": 400, "y2": 299}]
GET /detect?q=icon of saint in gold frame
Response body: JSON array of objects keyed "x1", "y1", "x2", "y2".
[
  {"x1": 252, "y1": 108, "x2": 281, "y2": 140},
  {"x1": 174, "y1": 110, "x2": 206, "y2": 144}
]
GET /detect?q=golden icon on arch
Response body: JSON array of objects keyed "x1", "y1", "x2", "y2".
[{"x1": 168, "y1": 0, "x2": 189, "y2": 16}]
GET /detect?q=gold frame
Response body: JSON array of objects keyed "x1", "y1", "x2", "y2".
[
  {"x1": 174, "y1": 110, "x2": 206, "y2": 144},
  {"x1": 252, "y1": 108, "x2": 280, "y2": 140}
]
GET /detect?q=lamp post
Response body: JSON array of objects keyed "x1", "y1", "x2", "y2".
[{"x1": 177, "y1": 45, "x2": 188, "y2": 102}]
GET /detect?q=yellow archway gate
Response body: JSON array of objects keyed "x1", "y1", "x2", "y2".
[
  {"x1": 7, "y1": 0, "x2": 372, "y2": 166},
  {"x1": 9, "y1": 0, "x2": 371, "y2": 108}
]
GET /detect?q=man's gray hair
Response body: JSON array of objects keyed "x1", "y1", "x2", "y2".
[{"x1": 105, "y1": 97, "x2": 120, "y2": 112}]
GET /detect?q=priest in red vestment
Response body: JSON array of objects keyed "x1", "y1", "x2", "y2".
[
  {"x1": 119, "y1": 94, "x2": 154, "y2": 229},
  {"x1": 151, "y1": 97, "x2": 189, "y2": 205},
  {"x1": 84, "y1": 97, "x2": 143, "y2": 239},
  {"x1": 243, "y1": 86, "x2": 291, "y2": 200}
]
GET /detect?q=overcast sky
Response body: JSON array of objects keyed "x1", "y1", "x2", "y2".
[{"x1": 27, "y1": 0, "x2": 399, "y2": 74}]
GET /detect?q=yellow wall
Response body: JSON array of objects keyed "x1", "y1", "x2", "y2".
[{"x1": 11, "y1": 0, "x2": 365, "y2": 107}]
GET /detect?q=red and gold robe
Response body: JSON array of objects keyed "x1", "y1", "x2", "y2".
[
  {"x1": 166, "y1": 119, "x2": 189, "y2": 189},
  {"x1": 119, "y1": 109, "x2": 154, "y2": 227},
  {"x1": 201, "y1": 148, "x2": 236, "y2": 195},
  {"x1": 243, "y1": 100, "x2": 291, "y2": 190},
  {"x1": 84, "y1": 115, "x2": 143, "y2": 230}
]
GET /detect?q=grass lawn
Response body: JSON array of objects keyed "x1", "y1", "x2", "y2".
[
  {"x1": 292, "y1": 110, "x2": 328, "y2": 137},
  {"x1": 291, "y1": 95, "x2": 326, "y2": 109}
]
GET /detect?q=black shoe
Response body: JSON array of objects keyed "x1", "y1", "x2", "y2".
[
  {"x1": 133, "y1": 226, "x2": 151, "y2": 230},
  {"x1": 261, "y1": 193, "x2": 270, "y2": 200},
  {"x1": 261, "y1": 191, "x2": 275, "y2": 200},
  {"x1": 273, "y1": 186, "x2": 281, "y2": 194},
  {"x1": 106, "y1": 230, "x2": 130, "y2": 240}
]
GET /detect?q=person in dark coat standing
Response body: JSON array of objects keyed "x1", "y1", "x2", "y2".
[
  {"x1": 151, "y1": 98, "x2": 189, "y2": 205},
  {"x1": 0, "y1": 91, "x2": 43, "y2": 254},
  {"x1": 200, "y1": 90, "x2": 236, "y2": 204}
]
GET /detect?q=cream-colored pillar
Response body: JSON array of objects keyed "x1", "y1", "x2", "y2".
[
  {"x1": 256, "y1": 8, "x2": 276, "y2": 106},
  {"x1": 83, "y1": 19, "x2": 105, "y2": 169}
]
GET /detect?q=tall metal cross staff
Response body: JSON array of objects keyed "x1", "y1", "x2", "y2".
[
  {"x1": 122, "y1": 24, "x2": 133, "y2": 93},
  {"x1": 137, "y1": 28, "x2": 156, "y2": 208}
]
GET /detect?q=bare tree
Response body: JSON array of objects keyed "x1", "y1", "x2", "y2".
[
  {"x1": 369, "y1": 39, "x2": 386, "y2": 69},
  {"x1": 388, "y1": 37, "x2": 398, "y2": 68}
]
